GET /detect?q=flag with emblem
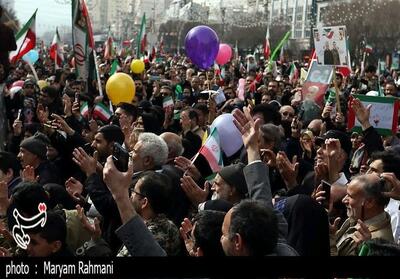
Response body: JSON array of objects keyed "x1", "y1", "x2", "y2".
[
  {"x1": 323, "y1": 28, "x2": 334, "y2": 39},
  {"x1": 72, "y1": 0, "x2": 95, "y2": 81},
  {"x1": 9, "y1": 9, "x2": 37, "y2": 63},
  {"x1": 194, "y1": 127, "x2": 223, "y2": 173}
]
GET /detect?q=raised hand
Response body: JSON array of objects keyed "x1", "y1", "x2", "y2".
[
  {"x1": 381, "y1": 172, "x2": 400, "y2": 201},
  {"x1": 276, "y1": 152, "x2": 299, "y2": 190},
  {"x1": 351, "y1": 98, "x2": 371, "y2": 130},
  {"x1": 71, "y1": 100, "x2": 81, "y2": 117},
  {"x1": 232, "y1": 106, "x2": 260, "y2": 150},
  {"x1": 180, "y1": 176, "x2": 209, "y2": 206},
  {"x1": 12, "y1": 119, "x2": 23, "y2": 136},
  {"x1": 326, "y1": 138, "x2": 342, "y2": 183},
  {"x1": 62, "y1": 94, "x2": 73, "y2": 117},
  {"x1": 322, "y1": 104, "x2": 333, "y2": 119},
  {"x1": 329, "y1": 217, "x2": 341, "y2": 235},
  {"x1": 72, "y1": 148, "x2": 98, "y2": 177},
  {"x1": 314, "y1": 162, "x2": 329, "y2": 184},
  {"x1": 76, "y1": 205, "x2": 101, "y2": 241},
  {"x1": 174, "y1": 156, "x2": 201, "y2": 181},
  {"x1": 352, "y1": 220, "x2": 371, "y2": 245},
  {"x1": 65, "y1": 177, "x2": 86, "y2": 205},
  {"x1": 103, "y1": 155, "x2": 133, "y2": 200},
  {"x1": 21, "y1": 165, "x2": 39, "y2": 183},
  {"x1": 260, "y1": 149, "x2": 277, "y2": 168},
  {"x1": 312, "y1": 184, "x2": 326, "y2": 204},
  {"x1": 51, "y1": 113, "x2": 75, "y2": 135},
  {"x1": 179, "y1": 217, "x2": 197, "y2": 257}
]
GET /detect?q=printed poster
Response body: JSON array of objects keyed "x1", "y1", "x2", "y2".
[
  {"x1": 313, "y1": 26, "x2": 349, "y2": 67},
  {"x1": 348, "y1": 95, "x2": 400, "y2": 136}
]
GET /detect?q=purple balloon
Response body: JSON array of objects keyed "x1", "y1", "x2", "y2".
[{"x1": 185, "y1": 26, "x2": 219, "y2": 70}]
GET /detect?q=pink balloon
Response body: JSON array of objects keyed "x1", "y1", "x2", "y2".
[{"x1": 215, "y1": 44, "x2": 232, "y2": 65}]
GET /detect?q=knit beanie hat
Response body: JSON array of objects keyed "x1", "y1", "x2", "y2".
[{"x1": 20, "y1": 136, "x2": 47, "y2": 160}]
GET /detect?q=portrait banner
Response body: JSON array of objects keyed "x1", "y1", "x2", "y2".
[{"x1": 313, "y1": 26, "x2": 349, "y2": 67}]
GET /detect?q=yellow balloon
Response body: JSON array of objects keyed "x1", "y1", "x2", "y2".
[
  {"x1": 37, "y1": 80, "x2": 48, "y2": 90},
  {"x1": 130, "y1": 59, "x2": 145, "y2": 74},
  {"x1": 106, "y1": 73, "x2": 136, "y2": 105}
]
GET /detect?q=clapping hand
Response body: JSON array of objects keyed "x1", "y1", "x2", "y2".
[
  {"x1": 276, "y1": 152, "x2": 299, "y2": 190},
  {"x1": 180, "y1": 176, "x2": 209, "y2": 206},
  {"x1": 76, "y1": 205, "x2": 101, "y2": 241},
  {"x1": 351, "y1": 98, "x2": 371, "y2": 130},
  {"x1": 232, "y1": 106, "x2": 260, "y2": 150},
  {"x1": 21, "y1": 165, "x2": 39, "y2": 183},
  {"x1": 174, "y1": 156, "x2": 201, "y2": 181},
  {"x1": 72, "y1": 148, "x2": 98, "y2": 177},
  {"x1": 179, "y1": 218, "x2": 199, "y2": 257},
  {"x1": 65, "y1": 177, "x2": 85, "y2": 205}
]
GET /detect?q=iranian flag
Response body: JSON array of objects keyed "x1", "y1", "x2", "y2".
[
  {"x1": 9, "y1": 9, "x2": 37, "y2": 64},
  {"x1": 72, "y1": 0, "x2": 95, "y2": 80},
  {"x1": 289, "y1": 63, "x2": 299, "y2": 83},
  {"x1": 162, "y1": 96, "x2": 174, "y2": 110},
  {"x1": 195, "y1": 128, "x2": 223, "y2": 173},
  {"x1": 365, "y1": 44, "x2": 373, "y2": 54},
  {"x1": 50, "y1": 27, "x2": 64, "y2": 68},
  {"x1": 93, "y1": 103, "x2": 112, "y2": 122},
  {"x1": 264, "y1": 28, "x2": 270, "y2": 59},
  {"x1": 136, "y1": 13, "x2": 147, "y2": 57},
  {"x1": 80, "y1": 101, "x2": 89, "y2": 118}
]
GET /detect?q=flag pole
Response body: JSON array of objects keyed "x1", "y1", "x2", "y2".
[
  {"x1": 333, "y1": 67, "x2": 341, "y2": 114},
  {"x1": 27, "y1": 62, "x2": 39, "y2": 82},
  {"x1": 93, "y1": 49, "x2": 103, "y2": 97},
  {"x1": 55, "y1": 29, "x2": 58, "y2": 70}
]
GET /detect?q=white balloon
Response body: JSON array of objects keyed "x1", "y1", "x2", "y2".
[{"x1": 210, "y1": 113, "x2": 243, "y2": 157}]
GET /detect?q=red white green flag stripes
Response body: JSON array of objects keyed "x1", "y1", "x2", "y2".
[
  {"x1": 93, "y1": 103, "x2": 112, "y2": 122},
  {"x1": 196, "y1": 127, "x2": 223, "y2": 173},
  {"x1": 264, "y1": 28, "x2": 270, "y2": 59},
  {"x1": 9, "y1": 9, "x2": 37, "y2": 64},
  {"x1": 50, "y1": 27, "x2": 64, "y2": 68},
  {"x1": 80, "y1": 102, "x2": 89, "y2": 119},
  {"x1": 72, "y1": 0, "x2": 95, "y2": 80},
  {"x1": 136, "y1": 13, "x2": 147, "y2": 57},
  {"x1": 289, "y1": 63, "x2": 299, "y2": 82}
]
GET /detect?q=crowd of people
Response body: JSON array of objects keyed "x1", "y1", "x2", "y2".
[{"x1": 2, "y1": 6, "x2": 400, "y2": 260}]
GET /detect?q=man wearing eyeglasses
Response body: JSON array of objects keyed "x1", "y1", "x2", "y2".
[{"x1": 117, "y1": 171, "x2": 181, "y2": 256}]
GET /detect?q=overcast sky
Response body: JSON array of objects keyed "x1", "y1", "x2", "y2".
[{"x1": 15, "y1": 0, "x2": 71, "y2": 35}]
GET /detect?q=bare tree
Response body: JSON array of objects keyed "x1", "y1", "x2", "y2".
[{"x1": 322, "y1": 0, "x2": 400, "y2": 64}]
